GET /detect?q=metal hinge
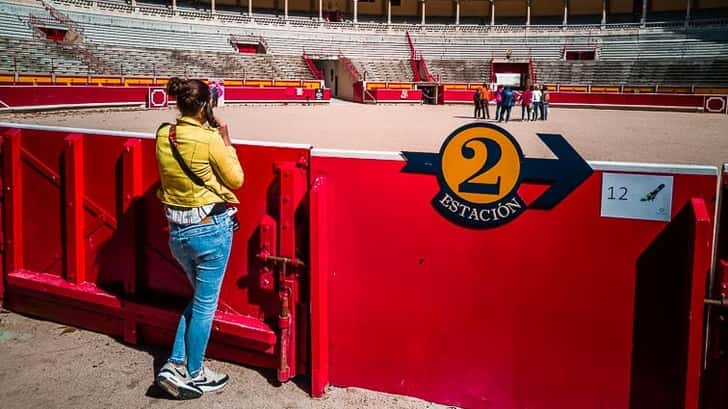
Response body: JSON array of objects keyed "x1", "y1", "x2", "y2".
[{"x1": 705, "y1": 297, "x2": 727, "y2": 307}]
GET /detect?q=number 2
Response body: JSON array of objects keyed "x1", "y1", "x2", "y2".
[
  {"x1": 458, "y1": 137, "x2": 502, "y2": 195},
  {"x1": 607, "y1": 186, "x2": 628, "y2": 200}
]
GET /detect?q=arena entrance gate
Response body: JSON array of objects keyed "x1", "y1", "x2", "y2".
[
  {"x1": 418, "y1": 83, "x2": 439, "y2": 104},
  {"x1": 491, "y1": 59, "x2": 533, "y2": 89}
]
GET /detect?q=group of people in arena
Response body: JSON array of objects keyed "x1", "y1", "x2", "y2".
[{"x1": 473, "y1": 83, "x2": 550, "y2": 123}]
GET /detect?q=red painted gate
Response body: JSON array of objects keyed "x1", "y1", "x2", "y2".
[{"x1": 0, "y1": 123, "x2": 311, "y2": 383}]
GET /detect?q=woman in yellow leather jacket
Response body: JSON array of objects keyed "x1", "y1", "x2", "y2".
[{"x1": 154, "y1": 77, "x2": 243, "y2": 400}]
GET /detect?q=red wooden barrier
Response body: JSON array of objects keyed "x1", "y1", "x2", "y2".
[
  {"x1": 0, "y1": 85, "x2": 330, "y2": 110},
  {"x1": 0, "y1": 122, "x2": 722, "y2": 408},
  {"x1": 550, "y1": 92, "x2": 706, "y2": 110},
  {"x1": 224, "y1": 87, "x2": 330, "y2": 103},
  {"x1": 310, "y1": 175, "x2": 330, "y2": 397},
  {"x1": 438, "y1": 88, "x2": 715, "y2": 112},
  {"x1": 309, "y1": 150, "x2": 717, "y2": 409},
  {"x1": 0, "y1": 123, "x2": 313, "y2": 382},
  {"x1": 367, "y1": 88, "x2": 423, "y2": 103},
  {"x1": 0, "y1": 85, "x2": 148, "y2": 109},
  {"x1": 701, "y1": 164, "x2": 728, "y2": 408},
  {"x1": 439, "y1": 88, "x2": 478, "y2": 104}
]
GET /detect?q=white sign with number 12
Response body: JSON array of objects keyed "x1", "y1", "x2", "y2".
[{"x1": 600, "y1": 173, "x2": 674, "y2": 222}]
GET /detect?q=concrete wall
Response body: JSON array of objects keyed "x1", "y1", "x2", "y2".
[{"x1": 317, "y1": 59, "x2": 357, "y2": 100}]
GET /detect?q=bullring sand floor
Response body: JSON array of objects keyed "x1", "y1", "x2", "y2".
[
  {"x1": 1, "y1": 101, "x2": 727, "y2": 166},
  {"x1": 0, "y1": 310, "x2": 449, "y2": 409}
]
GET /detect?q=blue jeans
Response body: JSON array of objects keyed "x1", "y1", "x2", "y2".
[
  {"x1": 499, "y1": 105, "x2": 512, "y2": 122},
  {"x1": 167, "y1": 212, "x2": 234, "y2": 377},
  {"x1": 532, "y1": 102, "x2": 541, "y2": 120}
]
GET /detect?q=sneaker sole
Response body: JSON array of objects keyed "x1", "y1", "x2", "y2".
[
  {"x1": 156, "y1": 373, "x2": 203, "y2": 400},
  {"x1": 195, "y1": 376, "x2": 230, "y2": 393}
]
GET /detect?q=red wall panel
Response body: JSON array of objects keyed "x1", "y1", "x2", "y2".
[
  {"x1": 311, "y1": 154, "x2": 716, "y2": 409},
  {"x1": 550, "y1": 92, "x2": 705, "y2": 109},
  {"x1": 0, "y1": 85, "x2": 330, "y2": 109},
  {"x1": 441, "y1": 89, "x2": 707, "y2": 110},
  {"x1": 0, "y1": 85, "x2": 147, "y2": 108},
  {"x1": 224, "y1": 87, "x2": 330, "y2": 102},
  {"x1": 441, "y1": 89, "x2": 477, "y2": 103},
  {"x1": 369, "y1": 88, "x2": 423, "y2": 102},
  {"x1": 0, "y1": 121, "x2": 721, "y2": 408},
  {"x1": 0, "y1": 124, "x2": 311, "y2": 373}
]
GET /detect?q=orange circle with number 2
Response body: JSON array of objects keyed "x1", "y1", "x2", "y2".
[{"x1": 440, "y1": 125, "x2": 522, "y2": 205}]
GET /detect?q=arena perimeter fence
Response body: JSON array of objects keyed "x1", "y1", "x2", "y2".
[{"x1": 0, "y1": 121, "x2": 726, "y2": 409}]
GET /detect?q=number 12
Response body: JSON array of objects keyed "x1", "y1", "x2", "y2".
[{"x1": 608, "y1": 186, "x2": 628, "y2": 200}]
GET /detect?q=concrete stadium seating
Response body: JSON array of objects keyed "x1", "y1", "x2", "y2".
[
  {"x1": 1, "y1": 1, "x2": 726, "y2": 87},
  {"x1": 0, "y1": 34, "x2": 314, "y2": 79},
  {"x1": 426, "y1": 59, "x2": 491, "y2": 83},
  {"x1": 536, "y1": 59, "x2": 728, "y2": 87},
  {"x1": 350, "y1": 59, "x2": 412, "y2": 82},
  {"x1": 0, "y1": 36, "x2": 89, "y2": 74}
]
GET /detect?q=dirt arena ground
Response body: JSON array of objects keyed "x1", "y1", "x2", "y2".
[
  {"x1": 1, "y1": 100, "x2": 727, "y2": 166},
  {"x1": 0, "y1": 101, "x2": 727, "y2": 409},
  {"x1": 0, "y1": 310, "x2": 449, "y2": 409}
]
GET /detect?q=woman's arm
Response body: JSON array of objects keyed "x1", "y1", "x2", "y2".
[{"x1": 209, "y1": 118, "x2": 244, "y2": 190}]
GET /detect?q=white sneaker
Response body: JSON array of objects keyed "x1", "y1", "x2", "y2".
[
  {"x1": 156, "y1": 362, "x2": 203, "y2": 400},
  {"x1": 190, "y1": 365, "x2": 230, "y2": 393}
]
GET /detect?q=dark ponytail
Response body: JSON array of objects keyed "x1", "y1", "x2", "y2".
[{"x1": 166, "y1": 77, "x2": 211, "y2": 117}]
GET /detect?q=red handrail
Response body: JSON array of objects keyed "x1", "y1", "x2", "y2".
[
  {"x1": 302, "y1": 51, "x2": 324, "y2": 81},
  {"x1": 405, "y1": 32, "x2": 421, "y2": 82},
  {"x1": 337, "y1": 52, "x2": 361, "y2": 82},
  {"x1": 419, "y1": 54, "x2": 434, "y2": 82}
]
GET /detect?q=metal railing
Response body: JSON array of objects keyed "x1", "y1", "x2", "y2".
[
  {"x1": 337, "y1": 52, "x2": 361, "y2": 82},
  {"x1": 49, "y1": 0, "x2": 728, "y2": 35}
]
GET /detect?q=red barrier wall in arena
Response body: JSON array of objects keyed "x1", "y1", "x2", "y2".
[
  {"x1": 0, "y1": 123, "x2": 313, "y2": 382},
  {"x1": 440, "y1": 88, "x2": 478, "y2": 103},
  {"x1": 0, "y1": 85, "x2": 148, "y2": 109},
  {"x1": 439, "y1": 88, "x2": 710, "y2": 111},
  {"x1": 0, "y1": 123, "x2": 720, "y2": 409},
  {"x1": 368, "y1": 88, "x2": 423, "y2": 103},
  {"x1": 550, "y1": 92, "x2": 706, "y2": 110},
  {"x1": 224, "y1": 87, "x2": 331, "y2": 103},
  {"x1": 702, "y1": 164, "x2": 728, "y2": 408},
  {"x1": 309, "y1": 151, "x2": 716, "y2": 409},
  {"x1": 0, "y1": 85, "x2": 330, "y2": 109}
]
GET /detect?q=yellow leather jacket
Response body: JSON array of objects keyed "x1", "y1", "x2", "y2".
[{"x1": 156, "y1": 116, "x2": 244, "y2": 207}]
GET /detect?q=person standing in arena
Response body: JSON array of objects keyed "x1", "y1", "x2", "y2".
[
  {"x1": 154, "y1": 77, "x2": 244, "y2": 400},
  {"x1": 216, "y1": 81, "x2": 225, "y2": 107},
  {"x1": 473, "y1": 87, "x2": 482, "y2": 119},
  {"x1": 210, "y1": 81, "x2": 219, "y2": 107},
  {"x1": 480, "y1": 83, "x2": 491, "y2": 120},
  {"x1": 531, "y1": 84, "x2": 542, "y2": 121},
  {"x1": 495, "y1": 85, "x2": 504, "y2": 121},
  {"x1": 541, "y1": 85, "x2": 550, "y2": 120},
  {"x1": 499, "y1": 86, "x2": 514, "y2": 123},
  {"x1": 521, "y1": 86, "x2": 533, "y2": 121}
]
